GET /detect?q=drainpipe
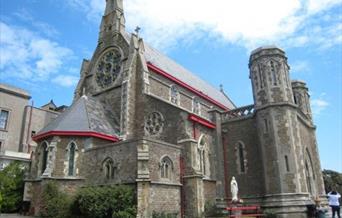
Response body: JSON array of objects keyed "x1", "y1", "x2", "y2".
[{"x1": 26, "y1": 101, "x2": 34, "y2": 153}]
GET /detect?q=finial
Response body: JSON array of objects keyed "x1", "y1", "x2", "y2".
[
  {"x1": 220, "y1": 84, "x2": 224, "y2": 92},
  {"x1": 135, "y1": 26, "x2": 141, "y2": 35}
]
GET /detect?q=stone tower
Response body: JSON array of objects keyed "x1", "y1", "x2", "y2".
[
  {"x1": 292, "y1": 80, "x2": 312, "y2": 119},
  {"x1": 249, "y1": 46, "x2": 320, "y2": 217}
]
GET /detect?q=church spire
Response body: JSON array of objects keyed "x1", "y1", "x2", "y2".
[
  {"x1": 99, "y1": 0, "x2": 125, "y2": 38},
  {"x1": 105, "y1": 0, "x2": 123, "y2": 15}
]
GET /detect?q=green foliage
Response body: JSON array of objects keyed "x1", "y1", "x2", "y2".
[
  {"x1": 72, "y1": 185, "x2": 136, "y2": 218},
  {"x1": 0, "y1": 192, "x2": 3, "y2": 211},
  {"x1": 39, "y1": 182, "x2": 72, "y2": 218},
  {"x1": 204, "y1": 200, "x2": 218, "y2": 216},
  {"x1": 322, "y1": 169, "x2": 342, "y2": 194},
  {"x1": 152, "y1": 211, "x2": 178, "y2": 218},
  {"x1": 0, "y1": 161, "x2": 25, "y2": 213},
  {"x1": 204, "y1": 200, "x2": 228, "y2": 217}
]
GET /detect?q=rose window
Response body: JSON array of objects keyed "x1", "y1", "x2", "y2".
[
  {"x1": 144, "y1": 112, "x2": 165, "y2": 135},
  {"x1": 95, "y1": 49, "x2": 122, "y2": 88}
]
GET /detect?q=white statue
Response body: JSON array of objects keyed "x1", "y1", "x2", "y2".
[{"x1": 230, "y1": 176, "x2": 239, "y2": 202}]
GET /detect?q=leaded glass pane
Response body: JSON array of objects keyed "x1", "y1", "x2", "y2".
[{"x1": 95, "y1": 49, "x2": 122, "y2": 88}]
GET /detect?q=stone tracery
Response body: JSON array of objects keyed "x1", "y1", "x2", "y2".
[
  {"x1": 95, "y1": 48, "x2": 122, "y2": 88},
  {"x1": 144, "y1": 112, "x2": 165, "y2": 135}
]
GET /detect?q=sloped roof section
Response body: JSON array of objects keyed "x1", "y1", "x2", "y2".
[
  {"x1": 143, "y1": 44, "x2": 236, "y2": 110},
  {"x1": 122, "y1": 32, "x2": 235, "y2": 110},
  {"x1": 33, "y1": 95, "x2": 119, "y2": 142}
]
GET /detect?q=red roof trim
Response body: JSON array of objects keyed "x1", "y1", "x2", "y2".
[
  {"x1": 32, "y1": 131, "x2": 120, "y2": 142},
  {"x1": 188, "y1": 114, "x2": 216, "y2": 129},
  {"x1": 147, "y1": 62, "x2": 229, "y2": 111}
]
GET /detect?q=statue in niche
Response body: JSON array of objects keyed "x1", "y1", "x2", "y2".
[{"x1": 231, "y1": 176, "x2": 239, "y2": 202}]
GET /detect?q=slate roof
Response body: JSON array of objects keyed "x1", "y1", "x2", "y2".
[
  {"x1": 36, "y1": 95, "x2": 119, "y2": 137},
  {"x1": 122, "y1": 32, "x2": 235, "y2": 109},
  {"x1": 143, "y1": 43, "x2": 236, "y2": 109}
]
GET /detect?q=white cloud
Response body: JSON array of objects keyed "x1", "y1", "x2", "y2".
[
  {"x1": 13, "y1": 9, "x2": 59, "y2": 38},
  {"x1": 66, "y1": 0, "x2": 342, "y2": 50},
  {"x1": 0, "y1": 22, "x2": 72, "y2": 81},
  {"x1": 290, "y1": 61, "x2": 311, "y2": 74},
  {"x1": 52, "y1": 75, "x2": 79, "y2": 87},
  {"x1": 307, "y1": 0, "x2": 342, "y2": 14},
  {"x1": 311, "y1": 93, "x2": 329, "y2": 115}
]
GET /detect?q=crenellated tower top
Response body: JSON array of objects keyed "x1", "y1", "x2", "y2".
[{"x1": 249, "y1": 46, "x2": 294, "y2": 108}]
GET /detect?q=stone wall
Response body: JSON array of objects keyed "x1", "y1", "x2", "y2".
[
  {"x1": 148, "y1": 140, "x2": 181, "y2": 184},
  {"x1": 298, "y1": 117, "x2": 325, "y2": 197},
  {"x1": 82, "y1": 140, "x2": 138, "y2": 185},
  {"x1": 147, "y1": 71, "x2": 221, "y2": 120},
  {"x1": 149, "y1": 184, "x2": 181, "y2": 215},
  {"x1": 222, "y1": 116, "x2": 266, "y2": 199}
]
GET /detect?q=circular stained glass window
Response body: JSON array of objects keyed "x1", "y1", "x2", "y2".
[{"x1": 95, "y1": 49, "x2": 122, "y2": 88}]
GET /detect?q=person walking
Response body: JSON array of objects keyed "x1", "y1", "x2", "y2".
[{"x1": 327, "y1": 190, "x2": 341, "y2": 218}]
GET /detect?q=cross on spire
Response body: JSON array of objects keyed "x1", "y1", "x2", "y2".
[
  {"x1": 220, "y1": 84, "x2": 224, "y2": 92},
  {"x1": 135, "y1": 26, "x2": 141, "y2": 35}
]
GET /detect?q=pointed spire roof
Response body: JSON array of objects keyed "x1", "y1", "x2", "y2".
[
  {"x1": 33, "y1": 95, "x2": 120, "y2": 142},
  {"x1": 99, "y1": 0, "x2": 125, "y2": 38},
  {"x1": 105, "y1": 0, "x2": 123, "y2": 15}
]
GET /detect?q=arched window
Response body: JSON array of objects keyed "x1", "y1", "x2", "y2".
[
  {"x1": 270, "y1": 61, "x2": 278, "y2": 86},
  {"x1": 170, "y1": 85, "x2": 179, "y2": 105},
  {"x1": 305, "y1": 161, "x2": 312, "y2": 193},
  {"x1": 41, "y1": 142, "x2": 48, "y2": 174},
  {"x1": 294, "y1": 94, "x2": 298, "y2": 104},
  {"x1": 235, "y1": 141, "x2": 247, "y2": 174},
  {"x1": 160, "y1": 156, "x2": 173, "y2": 179},
  {"x1": 306, "y1": 148, "x2": 315, "y2": 179},
  {"x1": 193, "y1": 97, "x2": 200, "y2": 115},
  {"x1": 68, "y1": 142, "x2": 77, "y2": 176},
  {"x1": 258, "y1": 64, "x2": 264, "y2": 89},
  {"x1": 285, "y1": 155, "x2": 290, "y2": 172},
  {"x1": 305, "y1": 148, "x2": 316, "y2": 195},
  {"x1": 102, "y1": 157, "x2": 115, "y2": 179},
  {"x1": 238, "y1": 143, "x2": 245, "y2": 173},
  {"x1": 198, "y1": 134, "x2": 210, "y2": 177}
]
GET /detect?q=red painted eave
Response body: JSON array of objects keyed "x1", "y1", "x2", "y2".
[
  {"x1": 32, "y1": 131, "x2": 120, "y2": 142},
  {"x1": 188, "y1": 114, "x2": 216, "y2": 129},
  {"x1": 147, "y1": 62, "x2": 230, "y2": 111}
]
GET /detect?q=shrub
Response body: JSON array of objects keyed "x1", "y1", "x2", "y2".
[
  {"x1": 72, "y1": 185, "x2": 136, "y2": 218},
  {"x1": 39, "y1": 182, "x2": 72, "y2": 218},
  {"x1": 0, "y1": 161, "x2": 25, "y2": 213}
]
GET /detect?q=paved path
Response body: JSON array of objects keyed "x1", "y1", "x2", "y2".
[{"x1": 0, "y1": 214, "x2": 34, "y2": 218}]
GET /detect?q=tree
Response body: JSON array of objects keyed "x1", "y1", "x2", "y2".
[
  {"x1": 322, "y1": 169, "x2": 342, "y2": 194},
  {"x1": 0, "y1": 161, "x2": 26, "y2": 213}
]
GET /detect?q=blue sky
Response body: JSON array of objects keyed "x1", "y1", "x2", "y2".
[{"x1": 1, "y1": 0, "x2": 341, "y2": 172}]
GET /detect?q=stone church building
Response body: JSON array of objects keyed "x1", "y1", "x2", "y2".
[{"x1": 24, "y1": 0, "x2": 326, "y2": 217}]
